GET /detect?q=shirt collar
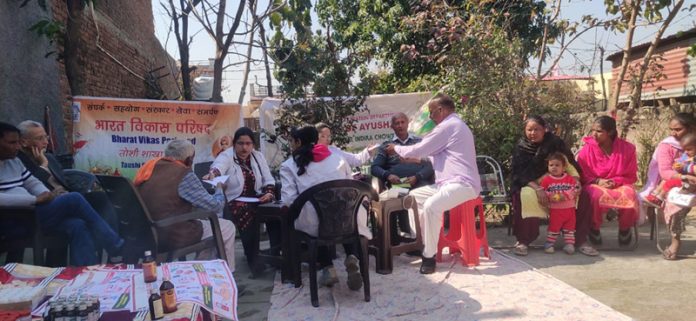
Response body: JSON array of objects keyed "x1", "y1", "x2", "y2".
[{"x1": 392, "y1": 133, "x2": 414, "y2": 144}]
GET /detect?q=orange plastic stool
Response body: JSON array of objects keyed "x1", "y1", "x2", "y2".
[{"x1": 436, "y1": 197, "x2": 490, "y2": 266}]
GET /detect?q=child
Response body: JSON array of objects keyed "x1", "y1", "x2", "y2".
[
  {"x1": 539, "y1": 152, "x2": 580, "y2": 254},
  {"x1": 644, "y1": 133, "x2": 696, "y2": 207}
]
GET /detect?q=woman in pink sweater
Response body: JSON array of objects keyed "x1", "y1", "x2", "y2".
[{"x1": 640, "y1": 113, "x2": 696, "y2": 259}]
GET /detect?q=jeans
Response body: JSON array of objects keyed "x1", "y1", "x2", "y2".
[{"x1": 36, "y1": 192, "x2": 122, "y2": 266}]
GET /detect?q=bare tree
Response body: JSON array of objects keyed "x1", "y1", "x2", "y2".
[
  {"x1": 189, "y1": 0, "x2": 248, "y2": 102},
  {"x1": 161, "y1": 0, "x2": 202, "y2": 100}
]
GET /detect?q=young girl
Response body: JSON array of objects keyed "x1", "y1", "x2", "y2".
[
  {"x1": 644, "y1": 133, "x2": 696, "y2": 207},
  {"x1": 539, "y1": 152, "x2": 581, "y2": 254}
]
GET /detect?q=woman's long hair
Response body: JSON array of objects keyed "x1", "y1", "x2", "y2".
[{"x1": 291, "y1": 126, "x2": 319, "y2": 175}]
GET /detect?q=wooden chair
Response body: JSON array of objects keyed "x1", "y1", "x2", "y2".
[
  {"x1": 0, "y1": 205, "x2": 68, "y2": 266},
  {"x1": 289, "y1": 179, "x2": 378, "y2": 307},
  {"x1": 96, "y1": 175, "x2": 227, "y2": 264}
]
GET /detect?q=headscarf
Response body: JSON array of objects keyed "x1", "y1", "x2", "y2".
[{"x1": 511, "y1": 132, "x2": 580, "y2": 192}]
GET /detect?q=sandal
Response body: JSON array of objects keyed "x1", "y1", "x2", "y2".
[
  {"x1": 662, "y1": 248, "x2": 678, "y2": 261},
  {"x1": 513, "y1": 243, "x2": 528, "y2": 256},
  {"x1": 578, "y1": 243, "x2": 599, "y2": 257}
]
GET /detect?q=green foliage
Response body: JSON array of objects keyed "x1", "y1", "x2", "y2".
[
  {"x1": 269, "y1": 0, "x2": 374, "y2": 151},
  {"x1": 28, "y1": 18, "x2": 65, "y2": 58},
  {"x1": 688, "y1": 44, "x2": 696, "y2": 57}
]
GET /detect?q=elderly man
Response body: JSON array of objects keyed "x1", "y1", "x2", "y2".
[
  {"x1": 135, "y1": 139, "x2": 236, "y2": 271},
  {"x1": 16, "y1": 120, "x2": 119, "y2": 234},
  {"x1": 385, "y1": 94, "x2": 481, "y2": 274},
  {"x1": 0, "y1": 122, "x2": 124, "y2": 266},
  {"x1": 372, "y1": 112, "x2": 434, "y2": 244}
]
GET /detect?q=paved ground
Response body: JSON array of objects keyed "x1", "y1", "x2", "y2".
[
  {"x1": 236, "y1": 214, "x2": 696, "y2": 321},
  {"x1": 3, "y1": 215, "x2": 693, "y2": 320}
]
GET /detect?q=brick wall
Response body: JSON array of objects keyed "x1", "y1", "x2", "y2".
[{"x1": 50, "y1": 0, "x2": 179, "y2": 150}]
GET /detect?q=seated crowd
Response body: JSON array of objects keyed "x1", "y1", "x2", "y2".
[{"x1": 1, "y1": 94, "x2": 690, "y2": 279}]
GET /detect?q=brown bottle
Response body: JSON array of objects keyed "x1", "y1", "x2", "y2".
[
  {"x1": 142, "y1": 250, "x2": 157, "y2": 283},
  {"x1": 148, "y1": 286, "x2": 164, "y2": 320},
  {"x1": 159, "y1": 278, "x2": 177, "y2": 313}
]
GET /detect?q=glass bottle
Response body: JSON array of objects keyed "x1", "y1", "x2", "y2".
[
  {"x1": 159, "y1": 277, "x2": 177, "y2": 313},
  {"x1": 142, "y1": 250, "x2": 157, "y2": 283}
]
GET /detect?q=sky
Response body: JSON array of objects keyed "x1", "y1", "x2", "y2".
[{"x1": 150, "y1": 0, "x2": 696, "y2": 104}]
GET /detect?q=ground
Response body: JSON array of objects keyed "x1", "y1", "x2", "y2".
[{"x1": 237, "y1": 213, "x2": 696, "y2": 321}]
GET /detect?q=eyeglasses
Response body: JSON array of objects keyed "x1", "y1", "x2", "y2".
[
  {"x1": 235, "y1": 141, "x2": 253, "y2": 146},
  {"x1": 33, "y1": 135, "x2": 50, "y2": 141}
]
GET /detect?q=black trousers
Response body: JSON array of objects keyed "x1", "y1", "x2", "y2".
[{"x1": 239, "y1": 220, "x2": 281, "y2": 267}]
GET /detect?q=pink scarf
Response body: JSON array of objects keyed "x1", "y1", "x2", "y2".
[{"x1": 577, "y1": 136, "x2": 637, "y2": 187}]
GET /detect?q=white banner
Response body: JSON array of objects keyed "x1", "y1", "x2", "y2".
[{"x1": 259, "y1": 92, "x2": 431, "y2": 169}]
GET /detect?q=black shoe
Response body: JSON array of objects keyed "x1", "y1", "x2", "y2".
[
  {"x1": 589, "y1": 229, "x2": 602, "y2": 245},
  {"x1": 248, "y1": 260, "x2": 268, "y2": 279},
  {"x1": 419, "y1": 256, "x2": 436, "y2": 274},
  {"x1": 618, "y1": 229, "x2": 632, "y2": 246}
]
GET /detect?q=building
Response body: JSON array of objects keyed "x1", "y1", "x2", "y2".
[
  {"x1": 0, "y1": 0, "x2": 179, "y2": 153},
  {"x1": 607, "y1": 28, "x2": 696, "y2": 107}
]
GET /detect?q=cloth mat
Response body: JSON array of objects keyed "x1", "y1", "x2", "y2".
[{"x1": 268, "y1": 250, "x2": 632, "y2": 321}]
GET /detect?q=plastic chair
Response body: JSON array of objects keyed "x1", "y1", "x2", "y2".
[
  {"x1": 436, "y1": 197, "x2": 490, "y2": 267},
  {"x1": 289, "y1": 179, "x2": 378, "y2": 307},
  {"x1": 368, "y1": 195, "x2": 422, "y2": 274},
  {"x1": 63, "y1": 169, "x2": 97, "y2": 194},
  {"x1": 96, "y1": 175, "x2": 227, "y2": 264}
]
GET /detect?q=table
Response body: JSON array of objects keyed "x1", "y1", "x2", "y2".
[
  {"x1": 255, "y1": 202, "x2": 299, "y2": 285},
  {"x1": 0, "y1": 260, "x2": 236, "y2": 321}
]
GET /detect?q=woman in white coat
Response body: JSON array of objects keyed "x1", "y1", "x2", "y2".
[
  {"x1": 281, "y1": 126, "x2": 366, "y2": 291},
  {"x1": 315, "y1": 122, "x2": 379, "y2": 167},
  {"x1": 205, "y1": 127, "x2": 279, "y2": 274}
]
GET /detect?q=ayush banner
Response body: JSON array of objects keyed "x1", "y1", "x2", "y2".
[{"x1": 71, "y1": 96, "x2": 242, "y2": 179}]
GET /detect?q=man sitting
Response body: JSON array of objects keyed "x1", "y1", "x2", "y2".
[
  {"x1": 0, "y1": 122, "x2": 124, "y2": 266},
  {"x1": 385, "y1": 94, "x2": 481, "y2": 274},
  {"x1": 371, "y1": 112, "x2": 434, "y2": 244},
  {"x1": 135, "y1": 139, "x2": 236, "y2": 271},
  {"x1": 16, "y1": 120, "x2": 119, "y2": 233}
]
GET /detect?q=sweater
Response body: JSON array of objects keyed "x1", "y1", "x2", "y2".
[{"x1": 0, "y1": 157, "x2": 50, "y2": 206}]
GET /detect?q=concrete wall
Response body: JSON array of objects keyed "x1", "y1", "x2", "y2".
[{"x1": 0, "y1": 1, "x2": 66, "y2": 152}]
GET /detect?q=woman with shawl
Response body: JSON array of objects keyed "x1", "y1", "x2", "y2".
[
  {"x1": 640, "y1": 113, "x2": 696, "y2": 259},
  {"x1": 576, "y1": 116, "x2": 638, "y2": 248},
  {"x1": 510, "y1": 116, "x2": 594, "y2": 256}
]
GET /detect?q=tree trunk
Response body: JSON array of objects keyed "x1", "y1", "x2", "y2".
[
  {"x1": 65, "y1": 0, "x2": 86, "y2": 96},
  {"x1": 599, "y1": 46, "x2": 608, "y2": 111},
  {"x1": 238, "y1": 28, "x2": 255, "y2": 104},
  {"x1": 171, "y1": 0, "x2": 193, "y2": 100},
  {"x1": 259, "y1": 22, "x2": 273, "y2": 97},
  {"x1": 620, "y1": 0, "x2": 684, "y2": 135},
  {"x1": 211, "y1": 50, "x2": 224, "y2": 102},
  {"x1": 609, "y1": 0, "x2": 640, "y2": 112}
]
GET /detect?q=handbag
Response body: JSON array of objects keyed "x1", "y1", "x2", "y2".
[{"x1": 666, "y1": 188, "x2": 696, "y2": 208}]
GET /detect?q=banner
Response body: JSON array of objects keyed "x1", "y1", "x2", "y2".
[
  {"x1": 71, "y1": 96, "x2": 242, "y2": 179},
  {"x1": 258, "y1": 92, "x2": 432, "y2": 169}
]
